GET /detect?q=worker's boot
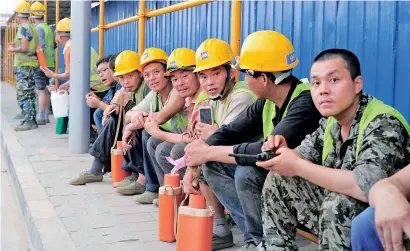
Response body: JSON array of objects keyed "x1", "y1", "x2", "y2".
[{"x1": 14, "y1": 119, "x2": 38, "y2": 131}]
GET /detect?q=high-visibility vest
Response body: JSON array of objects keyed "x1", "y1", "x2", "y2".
[
  {"x1": 322, "y1": 97, "x2": 410, "y2": 165},
  {"x1": 195, "y1": 81, "x2": 257, "y2": 125},
  {"x1": 37, "y1": 22, "x2": 55, "y2": 67},
  {"x1": 262, "y1": 82, "x2": 311, "y2": 139},
  {"x1": 14, "y1": 23, "x2": 39, "y2": 67},
  {"x1": 151, "y1": 90, "x2": 188, "y2": 134}
]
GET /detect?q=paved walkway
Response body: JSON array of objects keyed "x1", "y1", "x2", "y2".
[{"x1": 1, "y1": 82, "x2": 318, "y2": 251}]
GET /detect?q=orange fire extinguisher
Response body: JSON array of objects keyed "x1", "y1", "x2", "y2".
[{"x1": 36, "y1": 45, "x2": 47, "y2": 68}]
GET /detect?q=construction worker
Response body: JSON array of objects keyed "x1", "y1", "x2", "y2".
[
  {"x1": 30, "y1": 1, "x2": 55, "y2": 125},
  {"x1": 69, "y1": 50, "x2": 150, "y2": 185},
  {"x1": 351, "y1": 163, "x2": 410, "y2": 251},
  {"x1": 184, "y1": 31, "x2": 322, "y2": 250},
  {"x1": 41, "y1": 18, "x2": 108, "y2": 93},
  {"x1": 121, "y1": 48, "x2": 188, "y2": 203},
  {"x1": 8, "y1": 0, "x2": 40, "y2": 131},
  {"x1": 256, "y1": 49, "x2": 410, "y2": 250}
]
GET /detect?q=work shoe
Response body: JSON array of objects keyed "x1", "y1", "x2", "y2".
[
  {"x1": 14, "y1": 119, "x2": 38, "y2": 131},
  {"x1": 113, "y1": 172, "x2": 137, "y2": 188},
  {"x1": 116, "y1": 180, "x2": 146, "y2": 195},
  {"x1": 69, "y1": 171, "x2": 103, "y2": 185},
  {"x1": 37, "y1": 119, "x2": 47, "y2": 125},
  {"x1": 153, "y1": 198, "x2": 159, "y2": 207},
  {"x1": 212, "y1": 232, "x2": 234, "y2": 250},
  {"x1": 13, "y1": 113, "x2": 24, "y2": 119},
  {"x1": 236, "y1": 242, "x2": 257, "y2": 251},
  {"x1": 133, "y1": 191, "x2": 158, "y2": 204}
]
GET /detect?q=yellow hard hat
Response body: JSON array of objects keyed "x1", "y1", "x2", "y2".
[
  {"x1": 15, "y1": 1, "x2": 31, "y2": 16},
  {"x1": 140, "y1": 48, "x2": 168, "y2": 69},
  {"x1": 56, "y1": 18, "x2": 71, "y2": 33},
  {"x1": 113, "y1": 50, "x2": 142, "y2": 76},
  {"x1": 236, "y1": 30, "x2": 299, "y2": 72},
  {"x1": 30, "y1": 2, "x2": 45, "y2": 17},
  {"x1": 193, "y1": 38, "x2": 234, "y2": 73},
  {"x1": 167, "y1": 48, "x2": 196, "y2": 73}
]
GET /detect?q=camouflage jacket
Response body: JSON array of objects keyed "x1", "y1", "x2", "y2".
[{"x1": 296, "y1": 93, "x2": 410, "y2": 198}]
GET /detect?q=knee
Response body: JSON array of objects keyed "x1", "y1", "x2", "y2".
[
  {"x1": 201, "y1": 161, "x2": 219, "y2": 179},
  {"x1": 319, "y1": 193, "x2": 357, "y2": 228},
  {"x1": 155, "y1": 142, "x2": 170, "y2": 162},
  {"x1": 170, "y1": 143, "x2": 185, "y2": 160},
  {"x1": 146, "y1": 137, "x2": 156, "y2": 154},
  {"x1": 234, "y1": 166, "x2": 266, "y2": 191},
  {"x1": 351, "y1": 207, "x2": 376, "y2": 241}
]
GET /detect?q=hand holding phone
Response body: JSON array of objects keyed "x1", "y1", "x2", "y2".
[{"x1": 199, "y1": 106, "x2": 213, "y2": 125}]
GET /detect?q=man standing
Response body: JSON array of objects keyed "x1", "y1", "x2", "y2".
[
  {"x1": 8, "y1": 1, "x2": 39, "y2": 131},
  {"x1": 30, "y1": 1, "x2": 55, "y2": 125}
]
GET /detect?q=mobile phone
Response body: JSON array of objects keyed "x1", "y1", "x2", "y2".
[{"x1": 199, "y1": 106, "x2": 213, "y2": 125}]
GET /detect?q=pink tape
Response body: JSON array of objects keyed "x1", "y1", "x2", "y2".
[{"x1": 167, "y1": 156, "x2": 188, "y2": 175}]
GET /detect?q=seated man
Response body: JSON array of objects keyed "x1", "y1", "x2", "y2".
[
  {"x1": 122, "y1": 48, "x2": 188, "y2": 204},
  {"x1": 169, "y1": 39, "x2": 256, "y2": 250},
  {"x1": 256, "y1": 49, "x2": 410, "y2": 250},
  {"x1": 351, "y1": 163, "x2": 410, "y2": 251},
  {"x1": 86, "y1": 55, "x2": 122, "y2": 132},
  {"x1": 69, "y1": 50, "x2": 150, "y2": 185},
  {"x1": 184, "y1": 31, "x2": 322, "y2": 251}
]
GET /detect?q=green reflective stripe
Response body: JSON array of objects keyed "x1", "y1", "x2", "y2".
[
  {"x1": 193, "y1": 90, "x2": 209, "y2": 111},
  {"x1": 262, "y1": 82, "x2": 311, "y2": 139},
  {"x1": 152, "y1": 90, "x2": 188, "y2": 132},
  {"x1": 214, "y1": 81, "x2": 256, "y2": 125},
  {"x1": 38, "y1": 23, "x2": 55, "y2": 67},
  {"x1": 136, "y1": 81, "x2": 147, "y2": 104},
  {"x1": 262, "y1": 100, "x2": 276, "y2": 139},
  {"x1": 283, "y1": 83, "x2": 311, "y2": 117},
  {"x1": 89, "y1": 47, "x2": 99, "y2": 88},
  {"x1": 355, "y1": 98, "x2": 410, "y2": 159},
  {"x1": 322, "y1": 117, "x2": 335, "y2": 166},
  {"x1": 14, "y1": 23, "x2": 39, "y2": 67},
  {"x1": 322, "y1": 97, "x2": 410, "y2": 166}
]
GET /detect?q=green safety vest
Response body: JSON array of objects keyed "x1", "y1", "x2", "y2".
[
  {"x1": 151, "y1": 90, "x2": 188, "y2": 133},
  {"x1": 14, "y1": 23, "x2": 39, "y2": 67},
  {"x1": 262, "y1": 82, "x2": 311, "y2": 139},
  {"x1": 322, "y1": 97, "x2": 410, "y2": 165},
  {"x1": 194, "y1": 81, "x2": 256, "y2": 125},
  {"x1": 37, "y1": 22, "x2": 55, "y2": 67},
  {"x1": 130, "y1": 81, "x2": 148, "y2": 104}
]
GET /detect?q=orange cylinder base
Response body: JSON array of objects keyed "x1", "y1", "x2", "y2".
[
  {"x1": 158, "y1": 186, "x2": 183, "y2": 242},
  {"x1": 110, "y1": 149, "x2": 130, "y2": 186},
  {"x1": 176, "y1": 206, "x2": 213, "y2": 251}
]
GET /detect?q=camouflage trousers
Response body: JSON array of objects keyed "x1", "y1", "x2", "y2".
[
  {"x1": 258, "y1": 172, "x2": 367, "y2": 251},
  {"x1": 15, "y1": 66, "x2": 37, "y2": 120}
]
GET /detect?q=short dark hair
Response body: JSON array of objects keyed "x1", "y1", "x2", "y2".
[
  {"x1": 108, "y1": 53, "x2": 119, "y2": 72},
  {"x1": 96, "y1": 55, "x2": 112, "y2": 68},
  {"x1": 313, "y1": 49, "x2": 361, "y2": 80}
]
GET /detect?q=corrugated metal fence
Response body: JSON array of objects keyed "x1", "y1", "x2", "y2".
[{"x1": 91, "y1": 1, "x2": 410, "y2": 120}]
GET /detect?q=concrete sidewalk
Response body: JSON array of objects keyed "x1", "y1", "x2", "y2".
[{"x1": 1, "y1": 82, "x2": 318, "y2": 251}]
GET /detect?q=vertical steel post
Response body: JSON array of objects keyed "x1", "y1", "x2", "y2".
[
  {"x1": 230, "y1": 0, "x2": 242, "y2": 81},
  {"x1": 98, "y1": 0, "x2": 105, "y2": 58},
  {"x1": 68, "y1": 0, "x2": 92, "y2": 153},
  {"x1": 138, "y1": 0, "x2": 146, "y2": 55},
  {"x1": 55, "y1": 0, "x2": 60, "y2": 88}
]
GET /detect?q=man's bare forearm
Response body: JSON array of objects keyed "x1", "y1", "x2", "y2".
[{"x1": 207, "y1": 145, "x2": 236, "y2": 164}]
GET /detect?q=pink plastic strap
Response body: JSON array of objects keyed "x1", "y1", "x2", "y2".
[{"x1": 167, "y1": 156, "x2": 188, "y2": 175}]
